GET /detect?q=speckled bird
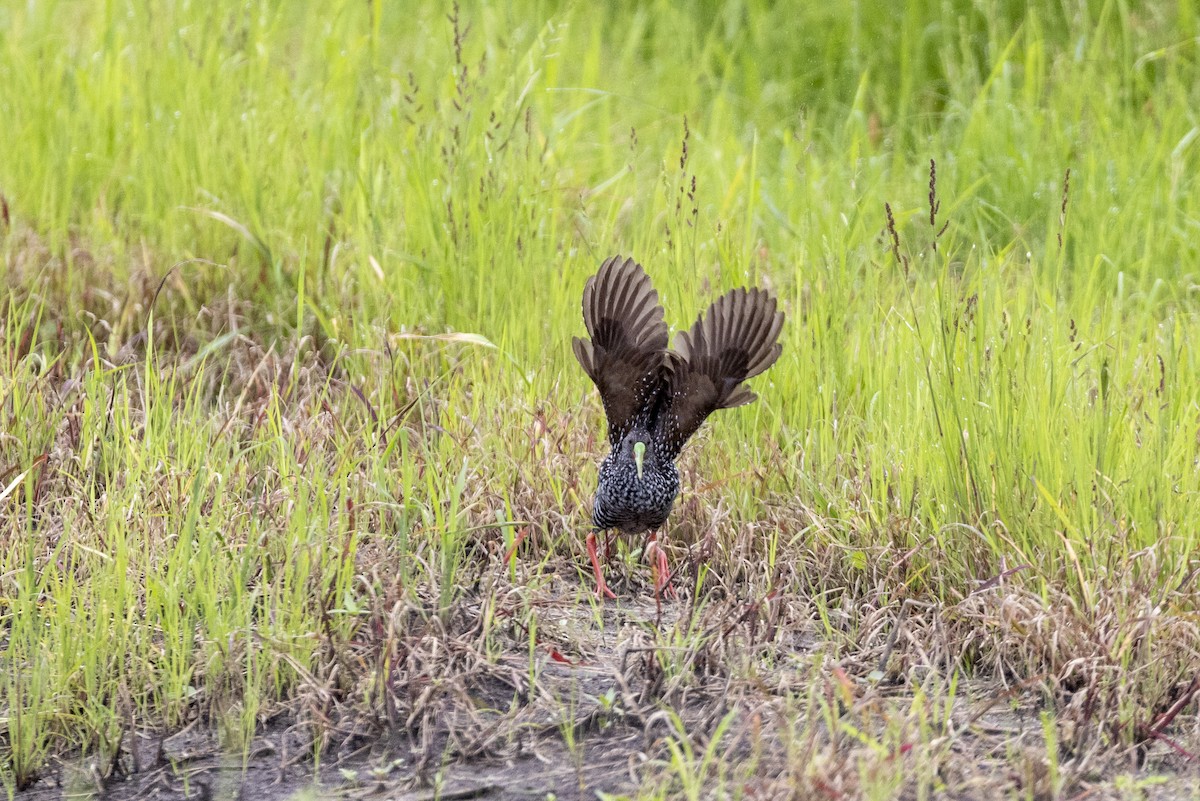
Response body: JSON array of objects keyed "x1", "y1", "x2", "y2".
[{"x1": 573, "y1": 255, "x2": 785, "y2": 600}]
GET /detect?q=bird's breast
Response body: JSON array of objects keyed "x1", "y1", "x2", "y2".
[{"x1": 592, "y1": 456, "x2": 679, "y2": 532}]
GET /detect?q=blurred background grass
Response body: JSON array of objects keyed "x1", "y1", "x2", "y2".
[{"x1": 2, "y1": 0, "x2": 1200, "y2": 785}]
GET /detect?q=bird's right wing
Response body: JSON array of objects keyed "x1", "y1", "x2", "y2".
[
  {"x1": 572, "y1": 256, "x2": 670, "y2": 446},
  {"x1": 654, "y1": 287, "x2": 784, "y2": 459}
]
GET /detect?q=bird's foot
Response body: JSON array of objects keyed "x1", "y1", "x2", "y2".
[
  {"x1": 595, "y1": 580, "x2": 617, "y2": 601},
  {"x1": 587, "y1": 531, "x2": 617, "y2": 600},
  {"x1": 646, "y1": 534, "x2": 678, "y2": 601}
]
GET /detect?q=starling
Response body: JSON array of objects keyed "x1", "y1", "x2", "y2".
[{"x1": 573, "y1": 255, "x2": 785, "y2": 599}]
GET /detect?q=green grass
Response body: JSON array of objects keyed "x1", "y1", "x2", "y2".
[{"x1": 2, "y1": 0, "x2": 1200, "y2": 797}]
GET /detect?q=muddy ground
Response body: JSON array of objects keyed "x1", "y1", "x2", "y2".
[
  {"x1": 19, "y1": 721, "x2": 645, "y2": 800},
  {"x1": 13, "y1": 598, "x2": 1200, "y2": 800}
]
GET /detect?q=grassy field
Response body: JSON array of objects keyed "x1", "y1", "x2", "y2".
[{"x1": 2, "y1": 0, "x2": 1200, "y2": 797}]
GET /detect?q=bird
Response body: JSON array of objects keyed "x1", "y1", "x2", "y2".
[{"x1": 573, "y1": 255, "x2": 785, "y2": 601}]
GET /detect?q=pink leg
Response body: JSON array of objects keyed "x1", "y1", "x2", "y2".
[
  {"x1": 587, "y1": 531, "x2": 617, "y2": 600},
  {"x1": 645, "y1": 531, "x2": 677, "y2": 601}
]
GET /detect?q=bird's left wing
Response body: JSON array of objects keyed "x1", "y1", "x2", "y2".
[{"x1": 572, "y1": 256, "x2": 670, "y2": 446}]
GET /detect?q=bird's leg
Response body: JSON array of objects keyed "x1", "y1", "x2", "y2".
[
  {"x1": 604, "y1": 531, "x2": 617, "y2": 560},
  {"x1": 644, "y1": 530, "x2": 678, "y2": 601},
  {"x1": 586, "y1": 531, "x2": 617, "y2": 600}
]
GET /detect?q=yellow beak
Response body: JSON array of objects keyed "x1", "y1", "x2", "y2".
[{"x1": 634, "y1": 441, "x2": 645, "y2": 480}]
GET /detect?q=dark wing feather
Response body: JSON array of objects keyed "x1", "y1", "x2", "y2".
[
  {"x1": 572, "y1": 255, "x2": 669, "y2": 445},
  {"x1": 654, "y1": 287, "x2": 784, "y2": 458}
]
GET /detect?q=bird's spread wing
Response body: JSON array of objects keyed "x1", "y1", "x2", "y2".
[
  {"x1": 654, "y1": 287, "x2": 784, "y2": 459},
  {"x1": 572, "y1": 256, "x2": 670, "y2": 446}
]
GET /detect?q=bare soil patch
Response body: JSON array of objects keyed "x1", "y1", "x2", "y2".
[{"x1": 12, "y1": 597, "x2": 1200, "y2": 801}]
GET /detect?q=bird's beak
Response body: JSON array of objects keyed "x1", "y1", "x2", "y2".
[{"x1": 634, "y1": 441, "x2": 646, "y2": 480}]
